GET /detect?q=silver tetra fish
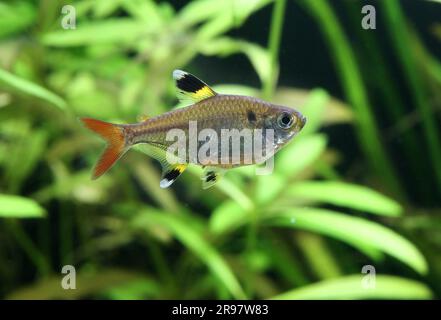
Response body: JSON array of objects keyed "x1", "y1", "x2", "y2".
[{"x1": 81, "y1": 70, "x2": 306, "y2": 189}]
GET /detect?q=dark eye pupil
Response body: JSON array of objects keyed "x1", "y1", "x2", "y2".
[{"x1": 282, "y1": 115, "x2": 290, "y2": 125}]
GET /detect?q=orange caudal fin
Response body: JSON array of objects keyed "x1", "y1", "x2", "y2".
[{"x1": 80, "y1": 118, "x2": 127, "y2": 180}]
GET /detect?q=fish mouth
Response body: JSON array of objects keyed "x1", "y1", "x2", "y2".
[{"x1": 299, "y1": 114, "x2": 307, "y2": 129}]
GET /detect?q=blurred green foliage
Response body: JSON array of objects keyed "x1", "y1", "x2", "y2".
[{"x1": 0, "y1": 0, "x2": 440, "y2": 299}]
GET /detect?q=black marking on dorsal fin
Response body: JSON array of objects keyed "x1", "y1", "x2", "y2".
[{"x1": 173, "y1": 70, "x2": 216, "y2": 103}]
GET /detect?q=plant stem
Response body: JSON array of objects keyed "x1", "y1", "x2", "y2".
[
  {"x1": 343, "y1": 0, "x2": 428, "y2": 201},
  {"x1": 8, "y1": 220, "x2": 50, "y2": 277},
  {"x1": 382, "y1": 0, "x2": 441, "y2": 196},
  {"x1": 299, "y1": 0, "x2": 404, "y2": 198},
  {"x1": 263, "y1": 0, "x2": 287, "y2": 100}
]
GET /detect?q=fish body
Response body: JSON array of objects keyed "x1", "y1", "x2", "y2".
[{"x1": 81, "y1": 70, "x2": 306, "y2": 189}]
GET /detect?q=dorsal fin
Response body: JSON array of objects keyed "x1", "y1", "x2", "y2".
[{"x1": 173, "y1": 70, "x2": 217, "y2": 103}]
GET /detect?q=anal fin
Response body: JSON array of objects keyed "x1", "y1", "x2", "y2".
[
  {"x1": 135, "y1": 143, "x2": 187, "y2": 188},
  {"x1": 160, "y1": 163, "x2": 187, "y2": 188}
]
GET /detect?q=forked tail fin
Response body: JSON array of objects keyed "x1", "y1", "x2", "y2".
[{"x1": 80, "y1": 118, "x2": 127, "y2": 180}]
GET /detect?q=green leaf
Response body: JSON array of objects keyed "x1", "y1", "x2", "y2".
[
  {"x1": 41, "y1": 19, "x2": 149, "y2": 47},
  {"x1": 255, "y1": 134, "x2": 327, "y2": 204},
  {"x1": 255, "y1": 174, "x2": 285, "y2": 205},
  {"x1": 103, "y1": 278, "x2": 160, "y2": 300},
  {"x1": 122, "y1": 0, "x2": 165, "y2": 27},
  {"x1": 93, "y1": 0, "x2": 122, "y2": 18},
  {"x1": 5, "y1": 130, "x2": 47, "y2": 191},
  {"x1": 201, "y1": 38, "x2": 271, "y2": 85},
  {"x1": 276, "y1": 133, "x2": 328, "y2": 177},
  {"x1": 177, "y1": 165, "x2": 254, "y2": 211},
  {"x1": 0, "y1": 2, "x2": 36, "y2": 38},
  {"x1": 270, "y1": 275, "x2": 432, "y2": 299},
  {"x1": 189, "y1": 0, "x2": 273, "y2": 42},
  {"x1": 210, "y1": 200, "x2": 249, "y2": 235},
  {"x1": 301, "y1": 0, "x2": 404, "y2": 196},
  {"x1": 178, "y1": 0, "x2": 272, "y2": 27},
  {"x1": 265, "y1": 208, "x2": 428, "y2": 274},
  {"x1": 273, "y1": 88, "x2": 353, "y2": 129},
  {"x1": 295, "y1": 89, "x2": 328, "y2": 135},
  {"x1": 213, "y1": 84, "x2": 259, "y2": 97},
  {"x1": 0, "y1": 69, "x2": 66, "y2": 110},
  {"x1": 288, "y1": 181, "x2": 402, "y2": 217},
  {"x1": 0, "y1": 194, "x2": 46, "y2": 218},
  {"x1": 7, "y1": 269, "x2": 145, "y2": 299},
  {"x1": 133, "y1": 210, "x2": 246, "y2": 299}
]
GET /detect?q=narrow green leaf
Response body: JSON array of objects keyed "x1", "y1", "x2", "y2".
[
  {"x1": 300, "y1": 0, "x2": 403, "y2": 196},
  {"x1": 210, "y1": 200, "x2": 249, "y2": 235},
  {"x1": 0, "y1": 2, "x2": 36, "y2": 38},
  {"x1": 254, "y1": 134, "x2": 327, "y2": 204},
  {"x1": 7, "y1": 269, "x2": 144, "y2": 299},
  {"x1": 273, "y1": 88, "x2": 353, "y2": 129},
  {"x1": 178, "y1": 0, "x2": 272, "y2": 27},
  {"x1": 181, "y1": 165, "x2": 254, "y2": 211},
  {"x1": 93, "y1": 0, "x2": 122, "y2": 18},
  {"x1": 41, "y1": 19, "x2": 149, "y2": 47},
  {"x1": 0, "y1": 194, "x2": 46, "y2": 218},
  {"x1": 295, "y1": 89, "x2": 328, "y2": 135},
  {"x1": 382, "y1": 0, "x2": 441, "y2": 194},
  {"x1": 201, "y1": 38, "x2": 271, "y2": 85},
  {"x1": 0, "y1": 69, "x2": 66, "y2": 110},
  {"x1": 133, "y1": 210, "x2": 246, "y2": 299},
  {"x1": 288, "y1": 181, "x2": 402, "y2": 216},
  {"x1": 265, "y1": 208, "x2": 428, "y2": 274},
  {"x1": 270, "y1": 275, "x2": 432, "y2": 299},
  {"x1": 277, "y1": 133, "x2": 327, "y2": 177}
]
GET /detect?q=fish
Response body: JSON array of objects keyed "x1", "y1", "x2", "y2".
[{"x1": 80, "y1": 70, "x2": 306, "y2": 189}]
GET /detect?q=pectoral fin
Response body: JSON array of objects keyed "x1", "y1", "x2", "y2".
[{"x1": 201, "y1": 167, "x2": 225, "y2": 189}]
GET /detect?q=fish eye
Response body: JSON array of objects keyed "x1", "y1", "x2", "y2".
[{"x1": 277, "y1": 112, "x2": 294, "y2": 129}]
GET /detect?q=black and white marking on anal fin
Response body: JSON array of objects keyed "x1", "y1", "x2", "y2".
[
  {"x1": 160, "y1": 164, "x2": 187, "y2": 188},
  {"x1": 173, "y1": 70, "x2": 216, "y2": 103}
]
